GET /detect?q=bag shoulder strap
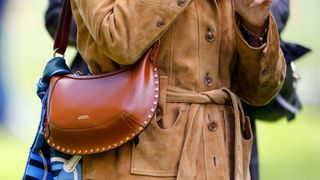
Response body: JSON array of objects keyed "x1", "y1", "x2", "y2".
[{"x1": 53, "y1": 0, "x2": 72, "y2": 55}]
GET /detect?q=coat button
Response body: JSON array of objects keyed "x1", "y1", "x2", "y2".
[
  {"x1": 208, "y1": 121, "x2": 218, "y2": 132},
  {"x1": 204, "y1": 73, "x2": 213, "y2": 87},
  {"x1": 177, "y1": 0, "x2": 186, "y2": 6},
  {"x1": 156, "y1": 18, "x2": 165, "y2": 28},
  {"x1": 205, "y1": 29, "x2": 215, "y2": 42}
]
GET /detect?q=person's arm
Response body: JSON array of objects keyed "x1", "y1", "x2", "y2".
[
  {"x1": 234, "y1": 0, "x2": 286, "y2": 106},
  {"x1": 70, "y1": 0, "x2": 192, "y2": 65}
]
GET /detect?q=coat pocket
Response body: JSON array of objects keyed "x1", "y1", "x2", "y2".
[
  {"x1": 131, "y1": 103, "x2": 189, "y2": 177},
  {"x1": 242, "y1": 116, "x2": 253, "y2": 180},
  {"x1": 223, "y1": 109, "x2": 253, "y2": 180},
  {"x1": 241, "y1": 116, "x2": 253, "y2": 163}
]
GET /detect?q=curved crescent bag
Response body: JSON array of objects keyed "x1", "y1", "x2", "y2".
[{"x1": 42, "y1": 0, "x2": 160, "y2": 155}]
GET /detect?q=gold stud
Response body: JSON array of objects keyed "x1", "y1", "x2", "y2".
[
  {"x1": 61, "y1": 148, "x2": 65, "y2": 152},
  {"x1": 90, "y1": 149, "x2": 94, "y2": 153},
  {"x1": 154, "y1": 74, "x2": 159, "y2": 78},
  {"x1": 47, "y1": 139, "x2": 51, "y2": 143},
  {"x1": 155, "y1": 81, "x2": 159, "y2": 85},
  {"x1": 126, "y1": 137, "x2": 130, "y2": 141},
  {"x1": 66, "y1": 149, "x2": 70, "y2": 153},
  {"x1": 131, "y1": 133, "x2": 135, "y2": 137},
  {"x1": 96, "y1": 148, "x2": 100, "y2": 152},
  {"x1": 144, "y1": 120, "x2": 148, "y2": 125},
  {"x1": 120, "y1": 141, "x2": 124, "y2": 144},
  {"x1": 84, "y1": 150, "x2": 88, "y2": 154},
  {"x1": 153, "y1": 101, "x2": 158, "y2": 105},
  {"x1": 154, "y1": 68, "x2": 158, "y2": 71},
  {"x1": 56, "y1": 146, "x2": 60, "y2": 150},
  {"x1": 78, "y1": 150, "x2": 82, "y2": 154},
  {"x1": 102, "y1": 147, "x2": 106, "y2": 151},
  {"x1": 148, "y1": 114, "x2": 152, "y2": 119},
  {"x1": 108, "y1": 146, "x2": 112, "y2": 149},
  {"x1": 151, "y1": 108, "x2": 155, "y2": 112},
  {"x1": 72, "y1": 150, "x2": 76, "y2": 154},
  {"x1": 52, "y1": 143, "x2": 55, "y2": 147},
  {"x1": 139, "y1": 127, "x2": 143, "y2": 131},
  {"x1": 155, "y1": 87, "x2": 159, "y2": 91},
  {"x1": 114, "y1": 143, "x2": 118, "y2": 147},
  {"x1": 155, "y1": 94, "x2": 159, "y2": 98}
]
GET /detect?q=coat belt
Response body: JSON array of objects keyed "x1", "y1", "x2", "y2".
[{"x1": 160, "y1": 80, "x2": 251, "y2": 180}]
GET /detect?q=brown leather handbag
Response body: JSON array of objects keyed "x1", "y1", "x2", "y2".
[{"x1": 43, "y1": 0, "x2": 160, "y2": 155}]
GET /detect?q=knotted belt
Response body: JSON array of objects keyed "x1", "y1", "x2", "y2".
[{"x1": 161, "y1": 81, "x2": 251, "y2": 180}]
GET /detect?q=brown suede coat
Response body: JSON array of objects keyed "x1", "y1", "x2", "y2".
[{"x1": 70, "y1": 0, "x2": 286, "y2": 179}]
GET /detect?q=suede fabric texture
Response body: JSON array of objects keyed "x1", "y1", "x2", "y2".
[{"x1": 70, "y1": 0, "x2": 286, "y2": 179}]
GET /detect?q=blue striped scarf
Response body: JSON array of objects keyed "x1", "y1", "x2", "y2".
[{"x1": 23, "y1": 57, "x2": 82, "y2": 180}]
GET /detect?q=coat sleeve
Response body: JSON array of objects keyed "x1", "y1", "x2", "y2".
[
  {"x1": 71, "y1": 0, "x2": 192, "y2": 66},
  {"x1": 234, "y1": 14, "x2": 286, "y2": 106}
]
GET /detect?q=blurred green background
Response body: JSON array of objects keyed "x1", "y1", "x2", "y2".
[{"x1": 0, "y1": 0, "x2": 320, "y2": 179}]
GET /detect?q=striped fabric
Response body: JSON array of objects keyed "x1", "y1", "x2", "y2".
[
  {"x1": 23, "y1": 149, "x2": 82, "y2": 180},
  {"x1": 23, "y1": 124, "x2": 83, "y2": 180},
  {"x1": 23, "y1": 79, "x2": 82, "y2": 180},
  {"x1": 23, "y1": 150, "x2": 53, "y2": 180}
]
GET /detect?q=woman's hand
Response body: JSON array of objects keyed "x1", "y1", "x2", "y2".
[{"x1": 234, "y1": 0, "x2": 272, "y2": 35}]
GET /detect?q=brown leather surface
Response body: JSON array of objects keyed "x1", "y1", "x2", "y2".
[{"x1": 44, "y1": 46, "x2": 160, "y2": 155}]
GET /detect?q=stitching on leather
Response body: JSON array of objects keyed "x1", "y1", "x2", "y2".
[{"x1": 122, "y1": 113, "x2": 144, "y2": 128}]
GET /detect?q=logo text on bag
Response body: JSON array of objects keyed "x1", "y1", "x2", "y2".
[{"x1": 77, "y1": 115, "x2": 90, "y2": 120}]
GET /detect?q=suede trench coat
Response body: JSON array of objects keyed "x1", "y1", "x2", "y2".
[{"x1": 70, "y1": 0, "x2": 286, "y2": 179}]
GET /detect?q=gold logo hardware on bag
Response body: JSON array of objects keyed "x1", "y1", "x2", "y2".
[{"x1": 42, "y1": 0, "x2": 160, "y2": 155}]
